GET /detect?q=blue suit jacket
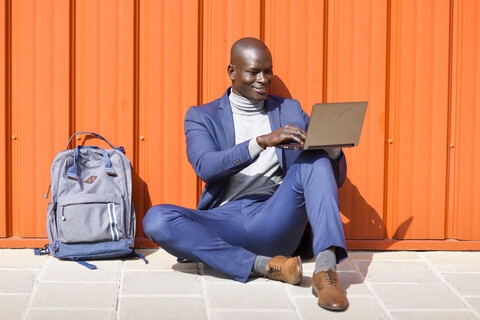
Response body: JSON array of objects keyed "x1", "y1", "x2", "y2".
[{"x1": 185, "y1": 88, "x2": 346, "y2": 210}]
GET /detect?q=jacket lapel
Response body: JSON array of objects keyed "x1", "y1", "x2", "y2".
[
  {"x1": 218, "y1": 90, "x2": 236, "y2": 148},
  {"x1": 265, "y1": 97, "x2": 285, "y2": 171}
]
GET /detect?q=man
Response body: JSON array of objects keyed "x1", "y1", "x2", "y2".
[{"x1": 143, "y1": 37, "x2": 349, "y2": 311}]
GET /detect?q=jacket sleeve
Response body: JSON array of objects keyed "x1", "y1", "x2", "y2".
[{"x1": 184, "y1": 107, "x2": 254, "y2": 184}]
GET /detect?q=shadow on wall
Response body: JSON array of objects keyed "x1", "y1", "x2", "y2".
[
  {"x1": 340, "y1": 177, "x2": 413, "y2": 240},
  {"x1": 133, "y1": 171, "x2": 152, "y2": 238},
  {"x1": 270, "y1": 75, "x2": 292, "y2": 99}
]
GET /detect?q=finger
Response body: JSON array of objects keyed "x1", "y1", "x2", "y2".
[
  {"x1": 291, "y1": 130, "x2": 306, "y2": 141},
  {"x1": 295, "y1": 130, "x2": 307, "y2": 139},
  {"x1": 289, "y1": 133, "x2": 304, "y2": 144}
]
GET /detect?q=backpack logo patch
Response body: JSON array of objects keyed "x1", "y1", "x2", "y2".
[{"x1": 84, "y1": 176, "x2": 98, "y2": 184}]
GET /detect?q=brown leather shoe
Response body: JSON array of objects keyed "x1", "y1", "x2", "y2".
[
  {"x1": 311, "y1": 269, "x2": 349, "y2": 311},
  {"x1": 265, "y1": 256, "x2": 302, "y2": 285}
]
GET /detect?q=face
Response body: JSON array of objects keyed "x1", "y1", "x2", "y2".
[{"x1": 228, "y1": 48, "x2": 273, "y2": 101}]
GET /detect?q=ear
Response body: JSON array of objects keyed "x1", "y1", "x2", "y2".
[{"x1": 227, "y1": 64, "x2": 235, "y2": 81}]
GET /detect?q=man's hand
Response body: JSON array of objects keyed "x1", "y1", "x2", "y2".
[{"x1": 256, "y1": 124, "x2": 307, "y2": 149}]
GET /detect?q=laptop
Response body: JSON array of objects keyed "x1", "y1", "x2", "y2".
[{"x1": 276, "y1": 101, "x2": 368, "y2": 150}]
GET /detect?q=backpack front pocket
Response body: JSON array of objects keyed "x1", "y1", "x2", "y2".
[{"x1": 57, "y1": 193, "x2": 125, "y2": 244}]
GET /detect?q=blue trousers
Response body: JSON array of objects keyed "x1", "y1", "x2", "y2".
[{"x1": 143, "y1": 151, "x2": 347, "y2": 282}]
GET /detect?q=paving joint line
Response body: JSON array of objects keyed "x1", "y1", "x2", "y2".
[
  {"x1": 388, "y1": 307, "x2": 478, "y2": 312},
  {"x1": 19, "y1": 254, "x2": 50, "y2": 319},
  {"x1": 283, "y1": 280, "x2": 303, "y2": 320},
  {"x1": 40, "y1": 280, "x2": 120, "y2": 284},
  {"x1": 362, "y1": 281, "x2": 443, "y2": 285},
  {"x1": 121, "y1": 294, "x2": 204, "y2": 298},
  {"x1": 122, "y1": 269, "x2": 200, "y2": 274},
  {"x1": 209, "y1": 308, "x2": 297, "y2": 312},
  {"x1": 418, "y1": 252, "x2": 480, "y2": 319},
  {"x1": 0, "y1": 268, "x2": 43, "y2": 271},
  {"x1": 28, "y1": 307, "x2": 115, "y2": 311},
  {"x1": 349, "y1": 255, "x2": 394, "y2": 319},
  {"x1": 199, "y1": 262, "x2": 212, "y2": 320},
  {"x1": 114, "y1": 259, "x2": 125, "y2": 319}
]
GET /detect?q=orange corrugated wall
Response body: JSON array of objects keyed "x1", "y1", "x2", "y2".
[{"x1": 1, "y1": 0, "x2": 479, "y2": 249}]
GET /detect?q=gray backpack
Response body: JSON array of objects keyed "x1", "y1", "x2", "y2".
[{"x1": 35, "y1": 132, "x2": 145, "y2": 268}]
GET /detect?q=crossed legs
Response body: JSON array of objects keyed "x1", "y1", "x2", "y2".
[{"x1": 143, "y1": 150, "x2": 347, "y2": 280}]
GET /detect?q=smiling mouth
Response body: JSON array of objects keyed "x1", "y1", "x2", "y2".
[{"x1": 253, "y1": 87, "x2": 269, "y2": 94}]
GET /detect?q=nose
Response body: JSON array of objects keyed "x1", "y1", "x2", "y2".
[{"x1": 256, "y1": 72, "x2": 269, "y2": 84}]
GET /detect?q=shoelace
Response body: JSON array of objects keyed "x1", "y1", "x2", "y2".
[
  {"x1": 323, "y1": 269, "x2": 337, "y2": 286},
  {"x1": 267, "y1": 264, "x2": 283, "y2": 279}
]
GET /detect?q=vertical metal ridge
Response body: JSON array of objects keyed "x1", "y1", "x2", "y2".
[
  {"x1": 259, "y1": 0, "x2": 265, "y2": 42},
  {"x1": 383, "y1": 0, "x2": 392, "y2": 239},
  {"x1": 133, "y1": 0, "x2": 140, "y2": 173},
  {"x1": 4, "y1": 0, "x2": 12, "y2": 237},
  {"x1": 69, "y1": 0, "x2": 76, "y2": 148},
  {"x1": 322, "y1": 0, "x2": 328, "y2": 103},
  {"x1": 445, "y1": 0, "x2": 455, "y2": 238},
  {"x1": 196, "y1": 0, "x2": 204, "y2": 203}
]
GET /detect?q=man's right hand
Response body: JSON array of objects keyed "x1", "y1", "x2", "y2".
[{"x1": 256, "y1": 124, "x2": 306, "y2": 149}]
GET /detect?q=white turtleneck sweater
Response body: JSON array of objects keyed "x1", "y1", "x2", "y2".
[{"x1": 218, "y1": 91, "x2": 284, "y2": 206}]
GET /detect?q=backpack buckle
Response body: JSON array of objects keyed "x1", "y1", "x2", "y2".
[{"x1": 34, "y1": 244, "x2": 50, "y2": 256}]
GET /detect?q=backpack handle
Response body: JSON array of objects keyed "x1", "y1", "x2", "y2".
[
  {"x1": 67, "y1": 146, "x2": 117, "y2": 180},
  {"x1": 66, "y1": 132, "x2": 116, "y2": 150}
]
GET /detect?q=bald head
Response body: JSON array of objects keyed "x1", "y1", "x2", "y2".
[
  {"x1": 230, "y1": 37, "x2": 271, "y2": 65},
  {"x1": 228, "y1": 37, "x2": 273, "y2": 101}
]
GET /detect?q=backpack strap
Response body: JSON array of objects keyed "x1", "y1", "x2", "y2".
[
  {"x1": 130, "y1": 251, "x2": 149, "y2": 264},
  {"x1": 67, "y1": 146, "x2": 117, "y2": 180},
  {"x1": 76, "y1": 261, "x2": 97, "y2": 270}
]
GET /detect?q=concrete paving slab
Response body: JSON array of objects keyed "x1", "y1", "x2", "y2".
[
  {"x1": 389, "y1": 310, "x2": 477, "y2": 320},
  {"x1": 2, "y1": 249, "x2": 480, "y2": 319},
  {"x1": 202, "y1": 263, "x2": 270, "y2": 283},
  {"x1": 0, "y1": 270, "x2": 39, "y2": 293},
  {"x1": 337, "y1": 271, "x2": 370, "y2": 296},
  {"x1": 466, "y1": 297, "x2": 480, "y2": 313},
  {"x1": 0, "y1": 294, "x2": 30, "y2": 320},
  {"x1": 40, "y1": 258, "x2": 121, "y2": 282},
  {"x1": 443, "y1": 273, "x2": 480, "y2": 296},
  {"x1": 24, "y1": 309, "x2": 116, "y2": 320},
  {"x1": 209, "y1": 310, "x2": 299, "y2": 320},
  {"x1": 123, "y1": 249, "x2": 198, "y2": 273},
  {"x1": 372, "y1": 283, "x2": 467, "y2": 309},
  {"x1": 421, "y1": 252, "x2": 480, "y2": 272},
  {"x1": 122, "y1": 270, "x2": 202, "y2": 296},
  {"x1": 119, "y1": 296, "x2": 206, "y2": 320},
  {"x1": 350, "y1": 251, "x2": 421, "y2": 261},
  {"x1": 295, "y1": 296, "x2": 389, "y2": 320},
  {"x1": 302, "y1": 257, "x2": 357, "y2": 273},
  {"x1": 337, "y1": 258, "x2": 358, "y2": 272},
  {"x1": 354, "y1": 260, "x2": 441, "y2": 283},
  {"x1": 30, "y1": 282, "x2": 119, "y2": 309},
  {"x1": 0, "y1": 249, "x2": 48, "y2": 269},
  {"x1": 206, "y1": 282, "x2": 293, "y2": 310},
  {"x1": 286, "y1": 272, "x2": 370, "y2": 297}
]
